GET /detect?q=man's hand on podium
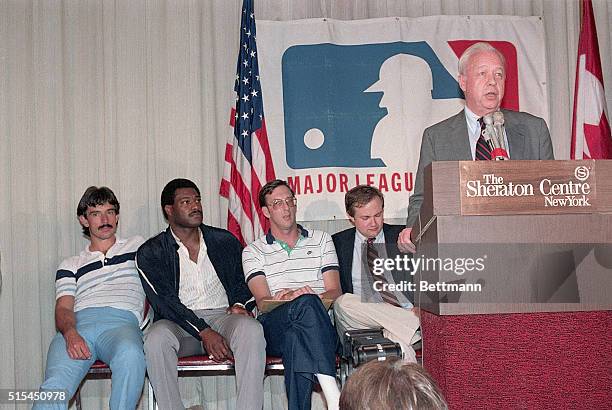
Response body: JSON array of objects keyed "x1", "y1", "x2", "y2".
[{"x1": 397, "y1": 227, "x2": 416, "y2": 253}]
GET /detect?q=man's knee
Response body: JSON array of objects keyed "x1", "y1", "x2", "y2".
[
  {"x1": 290, "y1": 294, "x2": 335, "y2": 333},
  {"x1": 40, "y1": 375, "x2": 81, "y2": 397},
  {"x1": 144, "y1": 321, "x2": 179, "y2": 356},
  {"x1": 39, "y1": 358, "x2": 92, "y2": 401},
  {"x1": 334, "y1": 294, "x2": 349, "y2": 316},
  {"x1": 291, "y1": 294, "x2": 324, "y2": 311},
  {"x1": 333, "y1": 293, "x2": 366, "y2": 326},
  {"x1": 291, "y1": 294, "x2": 330, "y2": 322},
  {"x1": 335, "y1": 293, "x2": 362, "y2": 312},
  {"x1": 232, "y1": 317, "x2": 266, "y2": 351},
  {"x1": 115, "y1": 340, "x2": 145, "y2": 364}
]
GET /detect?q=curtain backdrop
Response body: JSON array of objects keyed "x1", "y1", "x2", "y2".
[{"x1": 1, "y1": 1, "x2": 610, "y2": 408}]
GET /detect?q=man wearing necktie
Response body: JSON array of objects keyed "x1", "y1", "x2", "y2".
[
  {"x1": 333, "y1": 186, "x2": 420, "y2": 363},
  {"x1": 398, "y1": 41, "x2": 554, "y2": 253}
]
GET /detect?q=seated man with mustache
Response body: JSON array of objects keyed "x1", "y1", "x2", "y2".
[{"x1": 34, "y1": 186, "x2": 146, "y2": 409}]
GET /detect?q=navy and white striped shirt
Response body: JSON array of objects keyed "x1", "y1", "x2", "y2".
[{"x1": 55, "y1": 236, "x2": 145, "y2": 323}]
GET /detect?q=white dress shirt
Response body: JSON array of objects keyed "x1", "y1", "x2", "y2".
[{"x1": 172, "y1": 229, "x2": 229, "y2": 310}]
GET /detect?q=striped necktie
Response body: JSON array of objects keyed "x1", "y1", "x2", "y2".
[
  {"x1": 366, "y1": 238, "x2": 401, "y2": 307},
  {"x1": 475, "y1": 117, "x2": 492, "y2": 160}
]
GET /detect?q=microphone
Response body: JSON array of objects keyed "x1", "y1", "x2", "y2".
[
  {"x1": 481, "y1": 114, "x2": 496, "y2": 154},
  {"x1": 491, "y1": 111, "x2": 509, "y2": 160}
]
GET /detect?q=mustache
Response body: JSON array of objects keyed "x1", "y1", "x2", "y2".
[
  {"x1": 99, "y1": 224, "x2": 113, "y2": 229},
  {"x1": 189, "y1": 210, "x2": 203, "y2": 217}
]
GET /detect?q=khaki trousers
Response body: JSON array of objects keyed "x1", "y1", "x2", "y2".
[{"x1": 334, "y1": 293, "x2": 420, "y2": 362}]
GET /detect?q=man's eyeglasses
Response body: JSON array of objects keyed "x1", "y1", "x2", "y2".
[{"x1": 267, "y1": 197, "x2": 297, "y2": 210}]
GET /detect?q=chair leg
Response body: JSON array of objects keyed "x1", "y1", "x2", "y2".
[
  {"x1": 74, "y1": 386, "x2": 82, "y2": 410},
  {"x1": 147, "y1": 377, "x2": 156, "y2": 410}
]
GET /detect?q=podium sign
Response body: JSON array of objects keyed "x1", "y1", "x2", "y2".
[
  {"x1": 459, "y1": 160, "x2": 600, "y2": 215},
  {"x1": 414, "y1": 160, "x2": 612, "y2": 315},
  {"x1": 416, "y1": 161, "x2": 612, "y2": 410}
]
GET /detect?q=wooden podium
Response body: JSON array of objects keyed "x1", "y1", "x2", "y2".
[{"x1": 414, "y1": 160, "x2": 612, "y2": 409}]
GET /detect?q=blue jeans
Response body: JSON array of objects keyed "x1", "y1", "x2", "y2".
[
  {"x1": 33, "y1": 307, "x2": 145, "y2": 410},
  {"x1": 259, "y1": 294, "x2": 338, "y2": 410}
]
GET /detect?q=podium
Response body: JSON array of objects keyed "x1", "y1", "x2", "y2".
[{"x1": 413, "y1": 160, "x2": 612, "y2": 409}]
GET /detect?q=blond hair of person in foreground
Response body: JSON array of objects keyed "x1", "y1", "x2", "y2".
[{"x1": 339, "y1": 357, "x2": 448, "y2": 410}]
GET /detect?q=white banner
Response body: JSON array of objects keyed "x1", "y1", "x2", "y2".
[{"x1": 257, "y1": 15, "x2": 548, "y2": 220}]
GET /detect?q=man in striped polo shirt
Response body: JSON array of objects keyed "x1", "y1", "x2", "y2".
[
  {"x1": 34, "y1": 187, "x2": 146, "y2": 409},
  {"x1": 243, "y1": 179, "x2": 342, "y2": 410}
]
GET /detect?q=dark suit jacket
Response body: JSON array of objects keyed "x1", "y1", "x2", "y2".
[
  {"x1": 332, "y1": 223, "x2": 404, "y2": 295},
  {"x1": 406, "y1": 109, "x2": 555, "y2": 226}
]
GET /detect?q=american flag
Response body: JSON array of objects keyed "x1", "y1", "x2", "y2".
[
  {"x1": 220, "y1": 0, "x2": 275, "y2": 246},
  {"x1": 571, "y1": 0, "x2": 611, "y2": 159}
]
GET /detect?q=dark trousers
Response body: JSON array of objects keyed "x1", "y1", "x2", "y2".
[{"x1": 259, "y1": 294, "x2": 338, "y2": 410}]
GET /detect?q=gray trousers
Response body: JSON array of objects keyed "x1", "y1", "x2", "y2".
[{"x1": 144, "y1": 309, "x2": 266, "y2": 410}]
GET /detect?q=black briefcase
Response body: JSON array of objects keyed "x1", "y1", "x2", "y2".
[{"x1": 342, "y1": 328, "x2": 402, "y2": 367}]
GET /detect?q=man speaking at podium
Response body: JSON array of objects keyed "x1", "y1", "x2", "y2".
[{"x1": 398, "y1": 41, "x2": 554, "y2": 252}]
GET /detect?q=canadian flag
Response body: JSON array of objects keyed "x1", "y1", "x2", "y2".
[{"x1": 571, "y1": 0, "x2": 612, "y2": 159}]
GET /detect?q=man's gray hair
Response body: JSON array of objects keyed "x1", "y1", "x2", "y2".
[{"x1": 458, "y1": 42, "x2": 506, "y2": 75}]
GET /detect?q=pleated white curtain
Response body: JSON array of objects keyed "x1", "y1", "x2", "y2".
[{"x1": 1, "y1": 0, "x2": 610, "y2": 409}]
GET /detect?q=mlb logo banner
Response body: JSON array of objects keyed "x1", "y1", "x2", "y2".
[{"x1": 257, "y1": 15, "x2": 548, "y2": 220}]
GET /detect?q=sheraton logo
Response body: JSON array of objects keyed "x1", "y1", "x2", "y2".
[
  {"x1": 466, "y1": 173, "x2": 534, "y2": 197},
  {"x1": 465, "y1": 166, "x2": 593, "y2": 208}
]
